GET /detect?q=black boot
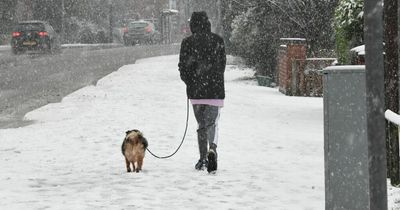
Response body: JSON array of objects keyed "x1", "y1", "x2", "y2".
[
  {"x1": 195, "y1": 159, "x2": 208, "y2": 170},
  {"x1": 207, "y1": 143, "x2": 217, "y2": 173}
]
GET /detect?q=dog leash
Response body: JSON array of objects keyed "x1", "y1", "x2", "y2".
[{"x1": 146, "y1": 98, "x2": 189, "y2": 159}]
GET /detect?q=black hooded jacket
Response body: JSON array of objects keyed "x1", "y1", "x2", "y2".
[{"x1": 178, "y1": 12, "x2": 226, "y2": 99}]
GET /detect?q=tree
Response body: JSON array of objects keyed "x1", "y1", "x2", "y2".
[
  {"x1": 0, "y1": 0, "x2": 17, "y2": 38},
  {"x1": 384, "y1": 0, "x2": 399, "y2": 186},
  {"x1": 32, "y1": 0, "x2": 62, "y2": 32},
  {"x1": 220, "y1": 0, "x2": 248, "y2": 51},
  {"x1": 280, "y1": 0, "x2": 338, "y2": 55},
  {"x1": 333, "y1": 0, "x2": 364, "y2": 64},
  {"x1": 227, "y1": 0, "x2": 338, "y2": 78}
]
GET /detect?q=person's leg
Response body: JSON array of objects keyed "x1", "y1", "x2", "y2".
[
  {"x1": 202, "y1": 105, "x2": 221, "y2": 173},
  {"x1": 193, "y1": 105, "x2": 208, "y2": 169},
  {"x1": 203, "y1": 105, "x2": 221, "y2": 148}
]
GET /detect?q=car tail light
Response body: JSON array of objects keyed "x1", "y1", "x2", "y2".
[
  {"x1": 12, "y1": 32, "x2": 21, "y2": 37},
  {"x1": 145, "y1": 25, "x2": 152, "y2": 33},
  {"x1": 123, "y1": 27, "x2": 128, "y2": 33},
  {"x1": 38, "y1": 31, "x2": 48, "y2": 37}
]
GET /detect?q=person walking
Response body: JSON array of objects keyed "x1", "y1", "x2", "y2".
[{"x1": 178, "y1": 11, "x2": 226, "y2": 173}]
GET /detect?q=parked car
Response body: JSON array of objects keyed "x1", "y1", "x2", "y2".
[
  {"x1": 123, "y1": 20, "x2": 160, "y2": 45},
  {"x1": 10, "y1": 20, "x2": 61, "y2": 54}
]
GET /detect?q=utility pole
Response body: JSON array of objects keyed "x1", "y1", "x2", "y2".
[
  {"x1": 364, "y1": 0, "x2": 387, "y2": 209},
  {"x1": 109, "y1": 0, "x2": 113, "y2": 43},
  {"x1": 216, "y1": 0, "x2": 222, "y2": 36},
  {"x1": 61, "y1": 0, "x2": 65, "y2": 43}
]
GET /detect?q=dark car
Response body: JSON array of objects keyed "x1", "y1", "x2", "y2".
[
  {"x1": 123, "y1": 20, "x2": 160, "y2": 45},
  {"x1": 10, "y1": 20, "x2": 61, "y2": 54}
]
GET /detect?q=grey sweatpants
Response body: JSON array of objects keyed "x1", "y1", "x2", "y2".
[{"x1": 192, "y1": 104, "x2": 221, "y2": 160}]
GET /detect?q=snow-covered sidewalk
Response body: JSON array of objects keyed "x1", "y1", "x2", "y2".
[{"x1": 0, "y1": 55, "x2": 398, "y2": 209}]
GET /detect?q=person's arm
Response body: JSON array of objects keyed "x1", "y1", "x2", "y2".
[{"x1": 178, "y1": 39, "x2": 190, "y2": 84}]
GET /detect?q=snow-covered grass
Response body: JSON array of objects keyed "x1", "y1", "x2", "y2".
[
  {"x1": 0, "y1": 45, "x2": 10, "y2": 51},
  {"x1": 0, "y1": 55, "x2": 399, "y2": 209},
  {"x1": 61, "y1": 43, "x2": 123, "y2": 48},
  {"x1": 0, "y1": 43, "x2": 123, "y2": 52}
]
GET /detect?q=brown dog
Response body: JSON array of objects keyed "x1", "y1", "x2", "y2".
[{"x1": 121, "y1": 129, "x2": 148, "y2": 173}]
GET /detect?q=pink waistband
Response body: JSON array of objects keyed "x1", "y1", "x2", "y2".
[{"x1": 190, "y1": 99, "x2": 224, "y2": 107}]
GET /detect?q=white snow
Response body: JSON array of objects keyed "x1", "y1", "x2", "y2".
[
  {"x1": 0, "y1": 45, "x2": 10, "y2": 51},
  {"x1": 324, "y1": 65, "x2": 365, "y2": 72},
  {"x1": 351, "y1": 44, "x2": 365, "y2": 55},
  {"x1": 0, "y1": 44, "x2": 121, "y2": 51},
  {"x1": 61, "y1": 43, "x2": 121, "y2": 48},
  {"x1": 385, "y1": 110, "x2": 400, "y2": 126},
  {"x1": 280, "y1": 38, "x2": 306, "y2": 41},
  {"x1": 1, "y1": 55, "x2": 400, "y2": 209}
]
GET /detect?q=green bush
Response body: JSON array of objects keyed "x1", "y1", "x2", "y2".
[
  {"x1": 226, "y1": 0, "x2": 337, "y2": 78},
  {"x1": 334, "y1": 0, "x2": 364, "y2": 64}
]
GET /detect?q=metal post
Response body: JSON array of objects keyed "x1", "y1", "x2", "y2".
[
  {"x1": 167, "y1": 16, "x2": 171, "y2": 44},
  {"x1": 216, "y1": 0, "x2": 221, "y2": 35},
  {"x1": 61, "y1": 0, "x2": 65, "y2": 43},
  {"x1": 109, "y1": 1, "x2": 113, "y2": 43},
  {"x1": 364, "y1": 0, "x2": 387, "y2": 209},
  {"x1": 161, "y1": 14, "x2": 164, "y2": 44}
]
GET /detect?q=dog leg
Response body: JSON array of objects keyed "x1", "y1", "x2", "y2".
[
  {"x1": 133, "y1": 161, "x2": 138, "y2": 173},
  {"x1": 137, "y1": 158, "x2": 143, "y2": 172},
  {"x1": 132, "y1": 162, "x2": 136, "y2": 172},
  {"x1": 125, "y1": 157, "x2": 131, "y2": 172}
]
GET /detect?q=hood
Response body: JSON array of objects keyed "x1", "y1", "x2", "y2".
[{"x1": 189, "y1": 11, "x2": 211, "y2": 34}]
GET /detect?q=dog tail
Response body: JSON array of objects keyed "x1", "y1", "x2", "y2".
[{"x1": 142, "y1": 137, "x2": 148, "y2": 149}]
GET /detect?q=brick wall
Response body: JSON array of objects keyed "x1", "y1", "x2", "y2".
[
  {"x1": 278, "y1": 46, "x2": 289, "y2": 93},
  {"x1": 278, "y1": 38, "x2": 307, "y2": 95},
  {"x1": 301, "y1": 59, "x2": 336, "y2": 97}
]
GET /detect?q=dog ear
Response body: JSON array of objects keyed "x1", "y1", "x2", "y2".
[{"x1": 126, "y1": 129, "x2": 140, "y2": 135}]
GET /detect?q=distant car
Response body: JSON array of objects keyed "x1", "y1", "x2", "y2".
[
  {"x1": 123, "y1": 20, "x2": 160, "y2": 45},
  {"x1": 10, "y1": 20, "x2": 61, "y2": 54}
]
